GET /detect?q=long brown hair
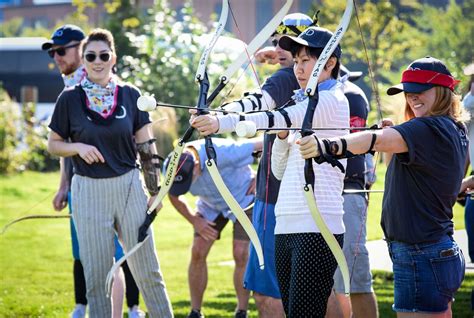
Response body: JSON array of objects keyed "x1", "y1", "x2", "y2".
[{"x1": 404, "y1": 86, "x2": 469, "y2": 122}]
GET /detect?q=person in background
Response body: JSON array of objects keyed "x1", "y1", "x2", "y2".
[
  {"x1": 164, "y1": 138, "x2": 262, "y2": 318},
  {"x1": 462, "y1": 73, "x2": 474, "y2": 264},
  {"x1": 298, "y1": 56, "x2": 467, "y2": 317},
  {"x1": 47, "y1": 28, "x2": 173, "y2": 317}
]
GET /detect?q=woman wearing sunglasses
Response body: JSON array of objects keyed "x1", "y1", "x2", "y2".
[{"x1": 47, "y1": 28, "x2": 173, "y2": 317}]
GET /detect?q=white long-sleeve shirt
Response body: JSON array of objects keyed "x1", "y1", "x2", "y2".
[{"x1": 217, "y1": 82, "x2": 350, "y2": 235}]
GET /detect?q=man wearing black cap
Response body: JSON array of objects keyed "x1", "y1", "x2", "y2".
[
  {"x1": 43, "y1": 25, "x2": 144, "y2": 318},
  {"x1": 164, "y1": 138, "x2": 262, "y2": 318}
]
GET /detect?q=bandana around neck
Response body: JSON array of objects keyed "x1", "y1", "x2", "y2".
[
  {"x1": 80, "y1": 75, "x2": 118, "y2": 119},
  {"x1": 62, "y1": 65, "x2": 86, "y2": 89}
]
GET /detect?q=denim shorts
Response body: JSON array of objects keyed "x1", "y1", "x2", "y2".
[{"x1": 387, "y1": 236, "x2": 465, "y2": 313}]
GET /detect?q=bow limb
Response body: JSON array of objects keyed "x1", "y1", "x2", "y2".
[
  {"x1": 196, "y1": 1, "x2": 295, "y2": 270},
  {"x1": 142, "y1": 0, "x2": 230, "y2": 226},
  {"x1": 300, "y1": 0, "x2": 354, "y2": 296},
  {"x1": 1, "y1": 214, "x2": 71, "y2": 235},
  {"x1": 206, "y1": 0, "x2": 293, "y2": 105},
  {"x1": 206, "y1": 162, "x2": 264, "y2": 269}
]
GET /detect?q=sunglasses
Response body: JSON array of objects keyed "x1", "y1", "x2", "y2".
[
  {"x1": 84, "y1": 52, "x2": 112, "y2": 63},
  {"x1": 48, "y1": 42, "x2": 81, "y2": 58},
  {"x1": 271, "y1": 39, "x2": 279, "y2": 47}
]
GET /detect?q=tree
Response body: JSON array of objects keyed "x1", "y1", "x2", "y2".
[
  {"x1": 413, "y1": 0, "x2": 473, "y2": 92},
  {"x1": 313, "y1": 0, "x2": 419, "y2": 114}
]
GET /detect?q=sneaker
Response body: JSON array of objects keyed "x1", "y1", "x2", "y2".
[
  {"x1": 128, "y1": 305, "x2": 146, "y2": 318},
  {"x1": 234, "y1": 309, "x2": 248, "y2": 318},
  {"x1": 71, "y1": 304, "x2": 86, "y2": 318},
  {"x1": 186, "y1": 309, "x2": 204, "y2": 318}
]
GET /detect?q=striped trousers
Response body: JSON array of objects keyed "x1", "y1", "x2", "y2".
[{"x1": 71, "y1": 169, "x2": 173, "y2": 317}]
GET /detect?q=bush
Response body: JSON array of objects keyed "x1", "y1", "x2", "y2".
[
  {"x1": 0, "y1": 87, "x2": 22, "y2": 174},
  {"x1": 20, "y1": 102, "x2": 58, "y2": 172}
]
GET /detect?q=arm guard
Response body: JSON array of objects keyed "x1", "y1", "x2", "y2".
[
  {"x1": 136, "y1": 138, "x2": 162, "y2": 196},
  {"x1": 314, "y1": 133, "x2": 378, "y2": 173}
]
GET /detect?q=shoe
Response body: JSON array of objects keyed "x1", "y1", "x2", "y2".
[
  {"x1": 128, "y1": 305, "x2": 146, "y2": 318},
  {"x1": 234, "y1": 309, "x2": 248, "y2": 318},
  {"x1": 71, "y1": 304, "x2": 86, "y2": 318},
  {"x1": 186, "y1": 309, "x2": 204, "y2": 318}
]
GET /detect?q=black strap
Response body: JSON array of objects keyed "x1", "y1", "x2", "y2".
[
  {"x1": 265, "y1": 111, "x2": 275, "y2": 128},
  {"x1": 237, "y1": 100, "x2": 245, "y2": 112},
  {"x1": 277, "y1": 108, "x2": 292, "y2": 127},
  {"x1": 367, "y1": 134, "x2": 377, "y2": 155}
]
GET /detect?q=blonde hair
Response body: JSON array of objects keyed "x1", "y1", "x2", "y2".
[
  {"x1": 404, "y1": 86, "x2": 469, "y2": 123},
  {"x1": 82, "y1": 28, "x2": 116, "y2": 55}
]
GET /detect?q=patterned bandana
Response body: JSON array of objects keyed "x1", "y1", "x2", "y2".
[
  {"x1": 80, "y1": 75, "x2": 118, "y2": 119},
  {"x1": 62, "y1": 65, "x2": 86, "y2": 89}
]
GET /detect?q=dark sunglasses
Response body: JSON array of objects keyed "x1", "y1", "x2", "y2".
[
  {"x1": 47, "y1": 42, "x2": 80, "y2": 58},
  {"x1": 271, "y1": 39, "x2": 279, "y2": 47},
  {"x1": 84, "y1": 52, "x2": 112, "y2": 63}
]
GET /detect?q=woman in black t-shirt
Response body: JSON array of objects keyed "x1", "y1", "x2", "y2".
[
  {"x1": 298, "y1": 56, "x2": 468, "y2": 317},
  {"x1": 47, "y1": 28, "x2": 172, "y2": 317}
]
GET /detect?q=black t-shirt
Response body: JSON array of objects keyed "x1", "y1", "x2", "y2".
[
  {"x1": 381, "y1": 116, "x2": 468, "y2": 244},
  {"x1": 49, "y1": 83, "x2": 151, "y2": 178},
  {"x1": 256, "y1": 67, "x2": 300, "y2": 203},
  {"x1": 343, "y1": 81, "x2": 369, "y2": 191}
]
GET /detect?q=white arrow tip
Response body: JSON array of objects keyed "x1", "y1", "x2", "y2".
[
  {"x1": 137, "y1": 95, "x2": 156, "y2": 112},
  {"x1": 236, "y1": 120, "x2": 257, "y2": 138}
]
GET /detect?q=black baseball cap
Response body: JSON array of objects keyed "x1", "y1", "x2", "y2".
[
  {"x1": 164, "y1": 151, "x2": 195, "y2": 196},
  {"x1": 387, "y1": 56, "x2": 459, "y2": 95},
  {"x1": 42, "y1": 24, "x2": 85, "y2": 50},
  {"x1": 278, "y1": 26, "x2": 342, "y2": 59}
]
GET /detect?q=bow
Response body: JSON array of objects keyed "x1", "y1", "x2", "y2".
[
  {"x1": 105, "y1": 1, "x2": 230, "y2": 296},
  {"x1": 1, "y1": 214, "x2": 71, "y2": 235},
  {"x1": 197, "y1": 0, "x2": 295, "y2": 270},
  {"x1": 300, "y1": 0, "x2": 354, "y2": 296},
  {"x1": 106, "y1": 0, "x2": 293, "y2": 293}
]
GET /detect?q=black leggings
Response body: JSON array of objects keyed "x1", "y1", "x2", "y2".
[
  {"x1": 275, "y1": 232, "x2": 344, "y2": 318},
  {"x1": 73, "y1": 259, "x2": 140, "y2": 307}
]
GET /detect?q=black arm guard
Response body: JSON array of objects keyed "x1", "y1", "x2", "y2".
[
  {"x1": 313, "y1": 133, "x2": 378, "y2": 173},
  {"x1": 136, "y1": 138, "x2": 161, "y2": 196}
]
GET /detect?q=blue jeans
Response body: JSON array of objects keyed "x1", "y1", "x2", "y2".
[
  {"x1": 387, "y1": 236, "x2": 465, "y2": 313},
  {"x1": 465, "y1": 195, "x2": 474, "y2": 262}
]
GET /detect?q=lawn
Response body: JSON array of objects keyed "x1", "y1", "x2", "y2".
[{"x1": 0, "y1": 169, "x2": 472, "y2": 317}]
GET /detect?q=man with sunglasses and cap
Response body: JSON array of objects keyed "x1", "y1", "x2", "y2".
[
  {"x1": 164, "y1": 138, "x2": 262, "y2": 318},
  {"x1": 43, "y1": 25, "x2": 144, "y2": 318}
]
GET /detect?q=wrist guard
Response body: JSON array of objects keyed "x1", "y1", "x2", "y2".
[
  {"x1": 313, "y1": 132, "x2": 378, "y2": 173},
  {"x1": 137, "y1": 138, "x2": 162, "y2": 196}
]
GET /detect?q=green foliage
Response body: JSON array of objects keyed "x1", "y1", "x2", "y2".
[
  {"x1": 413, "y1": 0, "x2": 473, "y2": 92},
  {"x1": 118, "y1": 0, "x2": 218, "y2": 134},
  {"x1": 103, "y1": 0, "x2": 143, "y2": 69},
  {"x1": 20, "y1": 103, "x2": 59, "y2": 172},
  {"x1": 314, "y1": 0, "x2": 419, "y2": 117},
  {"x1": 0, "y1": 88, "x2": 22, "y2": 174}
]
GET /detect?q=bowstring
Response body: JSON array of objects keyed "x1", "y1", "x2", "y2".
[
  {"x1": 227, "y1": 2, "x2": 272, "y2": 111},
  {"x1": 349, "y1": 0, "x2": 384, "y2": 285}
]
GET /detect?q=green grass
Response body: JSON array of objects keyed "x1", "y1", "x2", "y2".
[{"x1": 0, "y1": 170, "x2": 472, "y2": 317}]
